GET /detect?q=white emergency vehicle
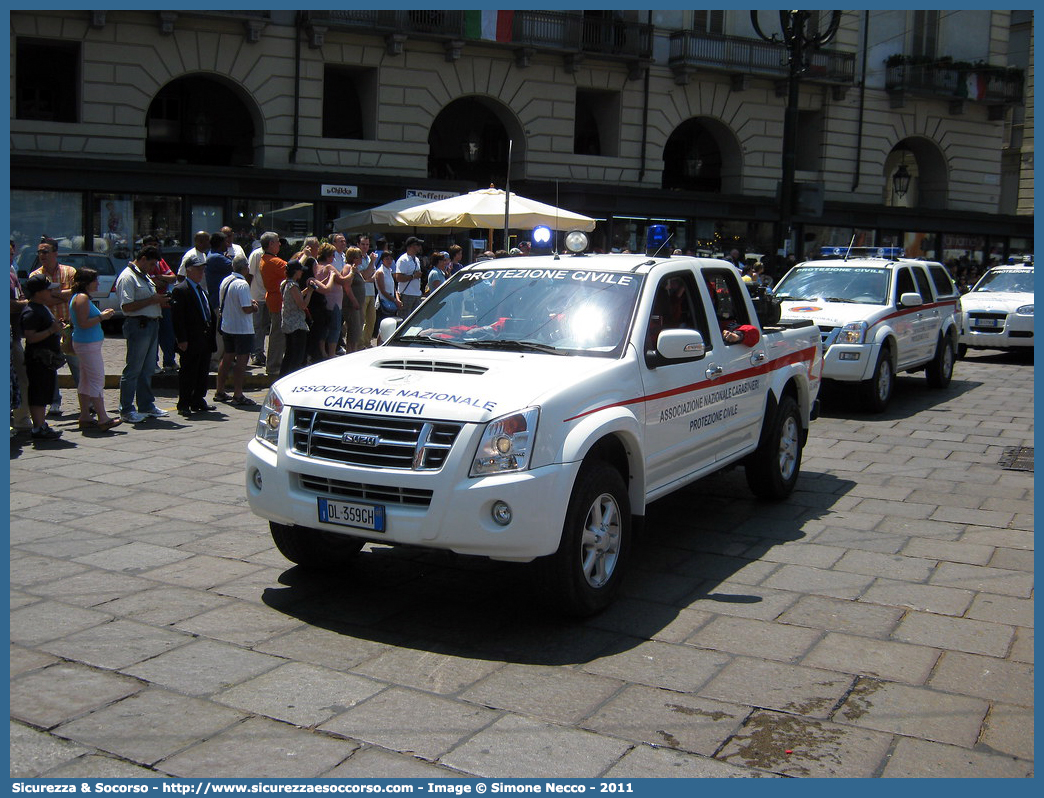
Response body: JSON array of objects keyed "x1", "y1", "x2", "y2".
[
  {"x1": 247, "y1": 236, "x2": 822, "y2": 614},
  {"x1": 774, "y1": 247, "x2": 960, "y2": 412},
  {"x1": 957, "y1": 261, "x2": 1034, "y2": 356}
]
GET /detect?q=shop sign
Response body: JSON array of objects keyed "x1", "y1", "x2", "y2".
[
  {"x1": 406, "y1": 189, "x2": 459, "y2": 201},
  {"x1": 321, "y1": 184, "x2": 359, "y2": 198}
]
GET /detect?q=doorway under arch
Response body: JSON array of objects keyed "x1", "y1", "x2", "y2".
[
  {"x1": 884, "y1": 137, "x2": 948, "y2": 210},
  {"x1": 428, "y1": 96, "x2": 525, "y2": 186},
  {"x1": 145, "y1": 74, "x2": 258, "y2": 167},
  {"x1": 662, "y1": 117, "x2": 742, "y2": 193}
]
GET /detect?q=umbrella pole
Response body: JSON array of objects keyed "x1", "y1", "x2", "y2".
[{"x1": 503, "y1": 139, "x2": 513, "y2": 251}]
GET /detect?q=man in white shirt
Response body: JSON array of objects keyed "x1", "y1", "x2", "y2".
[
  {"x1": 214, "y1": 256, "x2": 259, "y2": 405},
  {"x1": 246, "y1": 241, "x2": 267, "y2": 366},
  {"x1": 221, "y1": 226, "x2": 247, "y2": 262},
  {"x1": 394, "y1": 236, "x2": 424, "y2": 317},
  {"x1": 179, "y1": 231, "x2": 210, "y2": 278}
]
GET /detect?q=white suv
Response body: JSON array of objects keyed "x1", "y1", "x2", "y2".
[
  {"x1": 774, "y1": 255, "x2": 960, "y2": 411},
  {"x1": 958, "y1": 263, "x2": 1034, "y2": 356}
]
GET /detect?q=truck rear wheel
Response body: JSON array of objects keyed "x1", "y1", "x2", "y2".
[
  {"x1": 269, "y1": 522, "x2": 364, "y2": 568},
  {"x1": 745, "y1": 395, "x2": 802, "y2": 500},
  {"x1": 926, "y1": 336, "x2": 954, "y2": 388},
  {"x1": 862, "y1": 350, "x2": 894, "y2": 412},
  {"x1": 535, "y1": 460, "x2": 630, "y2": 616}
]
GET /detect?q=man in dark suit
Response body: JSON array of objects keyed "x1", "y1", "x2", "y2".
[{"x1": 170, "y1": 259, "x2": 216, "y2": 414}]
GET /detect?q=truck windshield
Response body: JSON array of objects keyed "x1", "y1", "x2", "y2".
[
  {"x1": 389, "y1": 266, "x2": 644, "y2": 357},
  {"x1": 972, "y1": 268, "x2": 1033, "y2": 293},
  {"x1": 775, "y1": 266, "x2": 889, "y2": 305}
]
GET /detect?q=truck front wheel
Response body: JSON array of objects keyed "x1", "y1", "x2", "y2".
[
  {"x1": 925, "y1": 335, "x2": 954, "y2": 388},
  {"x1": 745, "y1": 395, "x2": 802, "y2": 500},
  {"x1": 862, "y1": 349, "x2": 894, "y2": 412},
  {"x1": 269, "y1": 522, "x2": 364, "y2": 568},
  {"x1": 536, "y1": 460, "x2": 631, "y2": 616}
]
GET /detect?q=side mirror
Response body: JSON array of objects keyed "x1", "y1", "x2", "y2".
[
  {"x1": 377, "y1": 316, "x2": 401, "y2": 344},
  {"x1": 657, "y1": 328, "x2": 706, "y2": 361},
  {"x1": 899, "y1": 292, "x2": 923, "y2": 308}
]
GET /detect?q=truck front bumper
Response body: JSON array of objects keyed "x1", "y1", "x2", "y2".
[
  {"x1": 959, "y1": 312, "x2": 1034, "y2": 350},
  {"x1": 820, "y1": 342, "x2": 881, "y2": 383},
  {"x1": 246, "y1": 438, "x2": 580, "y2": 562}
]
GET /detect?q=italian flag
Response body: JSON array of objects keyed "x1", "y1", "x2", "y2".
[
  {"x1": 464, "y1": 10, "x2": 514, "y2": 42},
  {"x1": 964, "y1": 72, "x2": 987, "y2": 101}
]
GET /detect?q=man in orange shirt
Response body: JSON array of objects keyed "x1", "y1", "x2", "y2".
[
  {"x1": 30, "y1": 237, "x2": 78, "y2": 416},
  {"x1": 258, "y1": 231, "x2": 287, "y2": 376}
]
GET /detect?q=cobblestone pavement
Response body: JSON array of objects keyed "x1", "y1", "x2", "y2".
[{"x1": 10, "y1": 343, "x2": 1033, "y2": 778}]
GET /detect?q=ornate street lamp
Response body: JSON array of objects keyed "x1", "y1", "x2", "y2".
[
  {"x1": 892, "y1": 162, "x2": 911, "y2": 198},
  {"x1": 751, "y1": 11, "x2": 842, "y2": 257}
]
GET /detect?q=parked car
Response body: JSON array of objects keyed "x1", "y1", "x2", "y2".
[
  {"x1": 16, "y1": 249, "x2": 124, "y2": 330},
  {"x1": 957, "y1": 263, "x2": 1034, "y2": 357}
]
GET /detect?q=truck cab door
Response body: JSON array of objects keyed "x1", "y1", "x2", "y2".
[
  {"x1": 639, "y1": 271, "x2": 719, "y2": 492},
  {"x1": 702, "y1": 268, "x2": 766, "y2": 461},
  {"x1": 912, "y1": 264, "x2": 943, "y2": 358},
  {"x1": 892, "y1": 266, "x2": 923, "y2": 368}
]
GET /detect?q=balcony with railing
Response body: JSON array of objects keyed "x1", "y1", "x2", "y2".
[
  {"x1": 885, "y1": 60, "x2": 1024, "y2": 108},
  {"x1": 668, "y1": 30, "x2": 855, "y2": 88},
  {"x1": 310, "y1": 10, "x2": 652, "y2": 74}
]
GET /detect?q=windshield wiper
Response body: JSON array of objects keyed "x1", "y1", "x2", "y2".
[
  {"x1": 821, "y1": 297, "x2": 856, "y2": 303},
  {"x1": 392, "y1": 334, "x2": 473, "y2": 349},
  {"x1": 775, "y1": 295, "x2": 812, "y2": 301},
  {"x1": 466, "y1": 339, "x2": 566, "y2": 355}
]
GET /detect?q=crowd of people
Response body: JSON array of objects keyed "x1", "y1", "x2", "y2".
[{"x1": 9, "y1": 230, "x2": 494, "y2": 442}]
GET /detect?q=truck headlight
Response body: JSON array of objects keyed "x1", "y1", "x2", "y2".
[
  {"x1": 836, "y1": 321, "x2": 868, "y2": 345},
  {"x1": 471, "y1": 408, "x2": 539, "y2": 477},
  {"x1": 1016, "y1": 304, "x2": 1033, "y2": 315},
  {"x1": 255, "y1": 388, "x2": 284, "y2": 449}
]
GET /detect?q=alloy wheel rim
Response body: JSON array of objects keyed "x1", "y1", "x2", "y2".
[{"x1": 580, "y1": 493, "x2": 621, "y2": 588}]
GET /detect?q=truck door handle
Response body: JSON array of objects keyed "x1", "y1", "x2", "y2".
[{"x1": 706, "y1": 365, "x2": 724, "y2": 379}]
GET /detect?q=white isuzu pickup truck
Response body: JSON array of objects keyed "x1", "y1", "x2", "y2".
[
  {"x1": 247, "y1": 242, "x2": 822, "y2": 614},
  {"x1": 774, "y1": 249, "x2": 960, "y2": 412}
]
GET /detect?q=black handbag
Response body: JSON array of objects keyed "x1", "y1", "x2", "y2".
[{"x1": 30, "y1": 346, "x2": 66, "y2": 370}]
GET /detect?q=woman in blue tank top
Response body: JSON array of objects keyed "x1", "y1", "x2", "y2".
[{"x1": 70, "y1": 268, "x2": 120, "y2": 430}]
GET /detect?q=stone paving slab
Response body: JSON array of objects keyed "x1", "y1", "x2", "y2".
[{"x1": 8, "y1": 346, "x2": 1034, "y2": 778}]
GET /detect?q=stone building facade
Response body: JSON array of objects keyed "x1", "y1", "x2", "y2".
[{"x1": 10, "y1": 9, "x2": 1033, "y2": 266}]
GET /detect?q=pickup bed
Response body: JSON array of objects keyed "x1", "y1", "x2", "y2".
[{"x1": 247, "y1": 252, "x2": 822, "y2": 614}]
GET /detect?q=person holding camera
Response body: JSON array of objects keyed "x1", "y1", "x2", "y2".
[
  {"x1": 69, "y1": 267, "x2": 120, "y2": 431},
  {"x1": 20, "y1": 274, "x2": 65, "y2": 440}
]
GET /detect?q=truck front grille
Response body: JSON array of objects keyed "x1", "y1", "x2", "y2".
[
  {"x1": 291, "y1": 409, "x2": 462, "y2": 470},
  {"x1": 296, "y1": 473, "x2": 433, "y2": 507}
]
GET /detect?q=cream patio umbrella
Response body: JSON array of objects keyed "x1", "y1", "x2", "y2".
[
  {"x1": 333, "y1": 196, "x2": 449, "y2": 234},
  {"x1": 392, "y1": 186, "x2": 596, "y2": 235}
]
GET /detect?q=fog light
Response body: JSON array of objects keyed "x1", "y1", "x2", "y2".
[
  {"x1": 839, "y1": 352, "x2": 861, "y2": 361},
  {"x1": 251, "y1": 469, "x2": 263, "y2": 491},
  {"x1": 491, "y1": 501, "x2": 512, "y2": 526}
]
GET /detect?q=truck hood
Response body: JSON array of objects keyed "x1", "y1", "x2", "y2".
[
  {"x1": 271, "y1": 346, "x2": 615, "y2": 423},
  {"x1": 777, "y1": 300, "x2": 885, "y2": 328},
  {"x1": 959, "y1": 291, "x2": 1033, "y2": 312}
]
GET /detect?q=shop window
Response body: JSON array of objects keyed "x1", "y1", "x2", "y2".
[
  {"x1": 16, "y1": 38, "x2": 79, "y2": 122},
  {"x1": 10, "y1": 190, "x2": 84, "y2": 267},
  {"x1": 323, "y1": 66, "x2": 376, "y2": 140},
  {"x1": 574, "y1": 89, "x2": 620, "y2": 157}
]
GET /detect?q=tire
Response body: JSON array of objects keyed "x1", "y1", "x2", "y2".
[
  {"x1": 957, "y1": 343, "x2": 968, "y2": 360},
  {"x1": 861, "y1": 349, "x2": 894, "y2": 413},
  {"x1": 535, "y1": 460, "x2": 631, "y2": 617},
  {"x1": 745, "y1": 395, "x2": 803, "y2": 500},
  {"x1": 926, "y1": 335, "x2": 954, "y2": 389},
  {"x1": 269, "y1": 521, "x2": 364, "y2": 568}
]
